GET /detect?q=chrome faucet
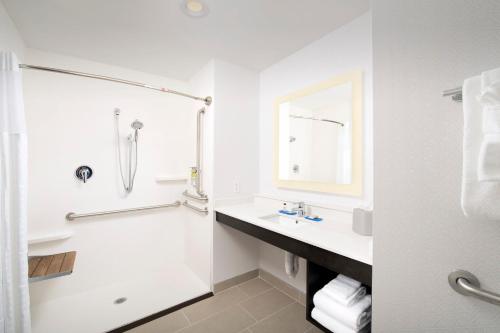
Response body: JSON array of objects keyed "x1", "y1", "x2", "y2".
[
  {"x1": 292, "y1": 202, "x2": 306, "y2": 217},
  {"x1": 76, "y1": 166, "x2": 93, "y2": 183}
]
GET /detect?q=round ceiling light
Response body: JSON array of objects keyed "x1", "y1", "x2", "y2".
[{"x1": 181, "y1": 0, "x2": 209, "y2": 18}]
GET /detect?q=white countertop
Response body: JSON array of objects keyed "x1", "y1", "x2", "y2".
[{"x1": 216, "y1": 203, "x2": 373, "y2": 265}]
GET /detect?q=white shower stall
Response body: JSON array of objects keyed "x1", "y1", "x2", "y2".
[{"x1": 24, "y1": 49, "x2": 215, "y2": 333}]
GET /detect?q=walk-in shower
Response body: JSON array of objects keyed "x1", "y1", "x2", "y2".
[
  {"x1": 22, "y1": 62, "x2": 213, "y2": 333},
  {"x1": 114, "y1": 108, "x2": 143, "y2": 193}
]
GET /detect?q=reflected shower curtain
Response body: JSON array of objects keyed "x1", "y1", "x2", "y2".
[
  {"x1": 0, "y1": 52, "x2": 31, "y2": 333},
  {"x1": 336, "y1": 122, "x2": 352, "y2": 184}
]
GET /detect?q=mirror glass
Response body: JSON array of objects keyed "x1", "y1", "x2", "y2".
[
  {"x1": 278, "y1": 82, "x2": 352, "y2": 184},
  {"x1": 274, "y1": 71, "x2": 362, "y2": 195}
]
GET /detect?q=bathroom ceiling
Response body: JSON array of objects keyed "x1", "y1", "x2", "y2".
[{"x1": 2, "y1": 0, "x2": 369, "y2": 80}]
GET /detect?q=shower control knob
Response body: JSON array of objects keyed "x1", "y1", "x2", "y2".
[{"x1": 76, "y1": 166, "x2": 93, "y2": 183}]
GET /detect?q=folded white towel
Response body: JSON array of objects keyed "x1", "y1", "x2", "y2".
[
  {"x1": 323, "y1": 284, "x2": 366, "y2": 307},
  {"x1": 311, "y1": 308, "x2": 370, "y2": 333},
  {"x1": 313, "y1": 290, "x2": 371, "y2": 330},
  {"x1": 336, "y1": 274, "x2": 362, "y2": 289},
  {"x1": 322, "y1": 275, "x2": 364, "y2": 306},
  {"x1": 461, "y1": 76, "x2": 500, "y2": 219},
  {"x1": 478, "y1": 134, "x2": 500, "y2": 181}
]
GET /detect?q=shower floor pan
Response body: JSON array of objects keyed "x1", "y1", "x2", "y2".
[{"x1": 30, "y1": 265, "x2": 210, "y2": 333}]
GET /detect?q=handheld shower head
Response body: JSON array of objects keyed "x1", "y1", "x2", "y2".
[{"x1": 131, "y1": 120, "x2": 144, "y2": 130}]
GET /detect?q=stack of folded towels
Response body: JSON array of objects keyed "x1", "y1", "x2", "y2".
[{"x1": 311, "y1": 274, "x2": 372, "y2": 333}]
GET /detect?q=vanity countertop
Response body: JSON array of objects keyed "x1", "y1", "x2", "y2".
[{"x1": 215, "y1": 203, "x2": 373, "y2": 265}]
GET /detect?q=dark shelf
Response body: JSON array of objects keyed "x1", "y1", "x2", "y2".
[
  {"x1": 215, "y1": 211, "x2": 373, "y2": 333},
  {"x1": 306, "y1": 261, "x2": 372, "y2": 333}
]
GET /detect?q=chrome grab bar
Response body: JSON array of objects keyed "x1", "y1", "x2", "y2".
[
  {"x1": 66, "y1": 201, "x2": 181, "y2": 221},
  {"x1": 182, "y1": 201, "x2": 208, "y2": 215},
  {"x1": 448, "y1": 270, "x2": 500, "y2": 306},
  {"x1": 182, "y1": 190, "x2": 208, "y2": 203}
]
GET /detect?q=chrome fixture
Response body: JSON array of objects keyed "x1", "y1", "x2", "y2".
[
  {"x1": 292, "y1": 202, "x2": 306, "y2": 217},
  {"x1": 115, "y1": 109, "x2": 144, "y2": 193},
  {"x1": 448, "y1": 270, "x2": 500, "y2": 306},
  {"x1": 18, "y1": 64, "x2": 212, "y2": 105},
  {"x1": 442, "y1": 87, "x2": 463, "y2": 102},
  {"x1": 195, "y1": 107, "x2": 206, "y2": 196},
  {"x1": 66, "y1": 201, "x2": 181, "y2": 221},
  {"x1": 182, "y1": 201, "x2": 208, "y2": 215},
  {"x1": 183, "y1": 190, "x2": 208, "y2": 203},
  {"x1": 185, "y1": 107, "x2": 209, "y2": 201},
  {"x1": 75, "y1": 166, "x2": 93, "y2": 183},
  {"x1": 290, "y1": 114, "x2": 344, "y2": 126}
]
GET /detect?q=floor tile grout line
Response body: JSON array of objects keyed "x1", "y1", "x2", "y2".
[
  {"x1": 251, "y1": 300, "x2": 299, "y2": 326},
  {"x1": 259, "y1": 275, "x2": 303, "y2": 303},
  {"x1": 180, "y1": 287, "x2": 256, "y2": 327},
  {"x1": 240, "y1": 301, "x2": 299, "y2": 333},
  {"x1": 237, "y1": 278, "x2": 275, "y2": 298},
  {"x1": 236, "y1": 285, "x2": 275, "y2": 304},
  {"x1": 237, "y1": 303, "x2": 258, "y2": 323},
  {"x1": 180, "y1": 309, "x2": 192, "y2": 326}
]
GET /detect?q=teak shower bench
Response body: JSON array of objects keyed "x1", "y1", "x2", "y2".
[{"x1": 28, "y1": 251, "x2": 76, "y2": 282}]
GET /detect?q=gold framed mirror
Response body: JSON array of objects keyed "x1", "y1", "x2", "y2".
[{"x1": 273, "y1": 70, "x2": 363, "y2": 196}]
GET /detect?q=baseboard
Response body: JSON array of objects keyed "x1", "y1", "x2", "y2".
[
  {"x1": 213, "y1": 269, "x2": 259, "y2": 293},
  {"x1": 106, "y1": 292, "x2": 213, "y2": 333},
  {"x1": 213, "y1": 268, "x2": 306, "y2": 305},
  {"x1": 259, "y1": 269, "x2": 306, "y2": 306}
]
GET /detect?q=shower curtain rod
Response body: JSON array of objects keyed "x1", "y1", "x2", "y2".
[{"x1": 18, "y1": 64, "x2": 212, "y2": 105}]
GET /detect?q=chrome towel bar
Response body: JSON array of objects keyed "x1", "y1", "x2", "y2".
[
  {"x1": 442, "y1": 87, "x2": 463, "y2": 102},
  {"x1": 182, "y1": 190, "x2": 209, "y2": 203},
  {"x1": 182, "y1": 201, "x2": 209, "y2": 215},
  {"x1": 66, "y1": 201, "x2": 181, "y2": 221},
  {"x1": 448, "y1": 270, "x2": 500, "y2": 306}
]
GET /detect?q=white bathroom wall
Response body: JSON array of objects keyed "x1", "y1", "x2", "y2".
[
  {"x1": 373, "y1": 1, "x2": 500, "y2": 332},
  {"x1": 0, "y1": 1, "x2": 25, "y2": 59},
  {"x1": 258, "y1": 12, "x2": 372, "y2": 208},
  {"x1": 211, "y1": 59, "x2": 261, "y2": 284},
  {"x1": 257, "y1": 13, "x2": 372, "y2": 292},
  {"x1": 24, "y1": 48, "x2": 205, "y2": 302}
]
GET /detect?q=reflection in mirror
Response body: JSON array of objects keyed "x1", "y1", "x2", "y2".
[
  {"x1": 278, "y1": 81, "x2": 353, "y2": 184},
  {"x1": 274, "y1": 70, "x2": 362, "y2": 196}
]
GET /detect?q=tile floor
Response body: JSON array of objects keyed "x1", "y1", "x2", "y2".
[{"x1": 128, "y1": 277, "x2": 323, "y2": 333}]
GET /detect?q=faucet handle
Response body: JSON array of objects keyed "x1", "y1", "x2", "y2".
[{"x1": 76, "y1": 166, "x2": 93, "y2": 183}]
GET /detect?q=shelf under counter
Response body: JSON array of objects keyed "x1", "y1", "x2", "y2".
[{"x1": 215, "y1": 211, "x2": 372, "y2": 333}]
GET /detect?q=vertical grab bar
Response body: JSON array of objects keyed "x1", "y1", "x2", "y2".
[{"x1": 195, "y1": 107, "x2": 206, "y2": 197}]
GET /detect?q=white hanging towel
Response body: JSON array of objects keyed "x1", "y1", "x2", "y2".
[
  {"x1": 0, "y1": 51, "x2": 31, "y2": 333},
  {"x1": 462, "y1": 69, "x2": 500, "y2": 220},
  {"x1": 477, "y1": 68, "x2": 500, "y2": 182}
]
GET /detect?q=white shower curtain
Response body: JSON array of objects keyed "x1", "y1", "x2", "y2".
[{"x1": 0, "y1": 52, "x2": 31, "y2": 333}]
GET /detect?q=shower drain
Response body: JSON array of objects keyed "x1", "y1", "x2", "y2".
[{"x1": 114, "y1": 297, "x2": 127, "y2": 305}]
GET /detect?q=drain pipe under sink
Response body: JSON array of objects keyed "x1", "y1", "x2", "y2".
[{"x1": 285, "y1": 252, "x2": 299, "y2": 278}]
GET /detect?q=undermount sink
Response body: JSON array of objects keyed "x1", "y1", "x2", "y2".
[{"x1": 259, "y1": 214, "x2": 308, "y2": 228}]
